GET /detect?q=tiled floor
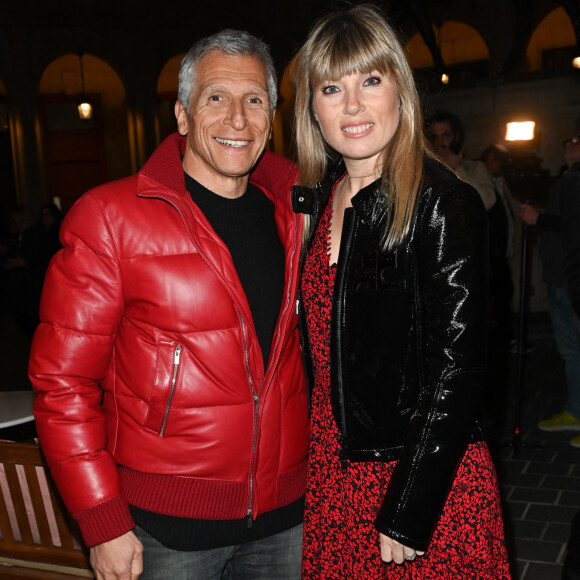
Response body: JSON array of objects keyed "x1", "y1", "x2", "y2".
[
  {"x1": 1, "y1": 311, "x2": 579, "y2": 579},
  {"x1": 488, "y1": 315, "x2": 579, "y2": 579}
]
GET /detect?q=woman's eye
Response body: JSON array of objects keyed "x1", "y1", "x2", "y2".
[
  {"x1": 364, "y1": 76, "x2": 381, "y2": 86},
  {"x1": 321, "y1": 85, "x2": 339, "y2": 94}
]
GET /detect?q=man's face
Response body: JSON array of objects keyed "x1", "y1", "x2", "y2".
[
  {"x1": 427, "y1": 121, "x2": 456, "y2": 155},
  {"x1": 484, "y1": 153, "x2": 503, "y2": 178},
  {"x1": 175, "y1": 50, "x2": 273, "y2": 197}
]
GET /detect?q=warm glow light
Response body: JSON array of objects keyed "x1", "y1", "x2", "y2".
[
  {"x1": 441, "y1": 73, "x2": 449, "y2": 85},
  {"x1": 505, "y1": 121, "x2": 535, "y2": 142},
  {"x1": 78, "y1": 101, "x2": 93, "y2": 120},
  {"x1": 573, "y1": 56, "x2": 580, "y2": 69}
]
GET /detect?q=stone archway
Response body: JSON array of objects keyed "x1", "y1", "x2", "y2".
[
  {"x1": 0, "y1": 75, "x2": 17, "y2": 223},
  {"x1": 526, "y1": 6, "x2": 576, "y2": 71},
  {"x1": 406, "y1": 21, "x2": 490, "y2": 81},
  {"x1": 39, "y1": 54, "x2": 130, "y2": 213},
  {"x1": 157, "y1": 53, "x2": 184, "y2": 143}
]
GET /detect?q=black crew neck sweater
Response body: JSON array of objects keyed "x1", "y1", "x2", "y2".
[{"x1": 185, "y1": 173, "x2": 285, "y2": 368}]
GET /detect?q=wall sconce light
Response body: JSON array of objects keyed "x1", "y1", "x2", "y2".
[
  {"x1": 505, "y1": 121, "x2": 535, "y2": 142},
  {"x1": 572, "y1": 56, "x2": 580, "y2": 69},
  {"x1": 77, "y1": 54, "x2": 93, "y2": 121},
  {"x1": 441, "y1": 73, "x2": 449, "y2": 85}
]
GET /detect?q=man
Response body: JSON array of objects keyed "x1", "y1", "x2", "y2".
[
  {"x1": 29, "y1": 30, "x2": 308, "y2": 579},
  {"x1": 559, "y1": 133, "x2": 580, "y2": 580},
  {"x1": 520, "y1": 131, "x2": 580, "y2": 447},
  {"x1": 426, "y1": 110, "x2": 496, "y2": 210}
]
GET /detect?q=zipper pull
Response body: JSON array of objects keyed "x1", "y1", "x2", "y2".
[
  {"x1": 174, "y1": 344, "x2": 182, "y2": 365},
  {"x1": 296, "y1": 299, "x2": 300, "y2": 315}
]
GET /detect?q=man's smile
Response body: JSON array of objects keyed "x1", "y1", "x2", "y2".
[{"x1": 215, "y1": 137, "x2": 250, "y2": 148}]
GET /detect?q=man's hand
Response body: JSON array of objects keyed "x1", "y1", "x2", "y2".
[
  {"x1": 90, "y1": 531, "x2": 143, "y2": 580},
  {"x1": 520, "y1": 203, "x2": 539, "y2": 225},
  {"x1": 380, "y1": 533, "x2": 425, "y2": 565},
  {"x1": 437, "y1": 147, "x2": 462, "y2": 171}
]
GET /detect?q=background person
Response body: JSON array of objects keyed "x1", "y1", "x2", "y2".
[
  {"x1": 520, "y1": 131, "x2": 580, "y2": 443},
  {"x1": 559, "y1": 133, "x2": 580, "y2": 580},
  {"x1": 29, "y1": 29, "x2": 308, "y2": 580},
  {"x1": 291, "y1": 5, "x2": 509, "y2": 579},
  {"x1": 482, "y1": 145, "x2": 517, "y2": 350},
  {"x1": 426, "y1": 110, "x2": 496, "y2": 211}
]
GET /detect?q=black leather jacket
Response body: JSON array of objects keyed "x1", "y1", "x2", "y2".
[{"x1": 292, "y1": 157, "x2": 488, "y2": 551}]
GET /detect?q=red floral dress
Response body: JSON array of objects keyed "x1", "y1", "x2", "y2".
[{"x1": 301, "y1": 193, "x2": 510, "y2": 579}]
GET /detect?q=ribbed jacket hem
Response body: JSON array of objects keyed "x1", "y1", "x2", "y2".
[
  {"x1": 74, "y1": 494, "x2": 135, "y2": 548},
  {"x1": 73, "y1": 461, "x2": 308, "y2": 547},
  {"x1": 276, "y1": 459, "x2": 309, "y2": 506},
  {"x1": 119, "y1": 461, "x2": 308, "y2": 520},
  {"x1": 119, "y1": 467, "x2": 250, "y2": 520}
]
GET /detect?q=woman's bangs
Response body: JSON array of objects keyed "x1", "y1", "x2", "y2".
[{"x1": 310, "y1": 33, "x2": 388, "y2": 87}]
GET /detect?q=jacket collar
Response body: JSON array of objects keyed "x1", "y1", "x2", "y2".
[
  {"x1": 137, "y1": 132, "x2": 298, "y2": 205},
  {"x1": 138, "y1": 132, "x2": 188, "y2": 197},
  {"x1": 291, "y1": 158, "x2": 387, "y2": 227}
]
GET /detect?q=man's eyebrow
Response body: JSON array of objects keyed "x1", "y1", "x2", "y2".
[{"x1": 199, "y1": 83, "x2": 268, "y2": 94}]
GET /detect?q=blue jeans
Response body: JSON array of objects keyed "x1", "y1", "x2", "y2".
[
  {"x1": 548, "y1": 285, "x2": 580, "y2": 419},
  {"x1": 134, "y1": 523, "x2": 303, "y2": 580}
]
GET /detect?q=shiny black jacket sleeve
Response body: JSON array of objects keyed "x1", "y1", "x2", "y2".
[
  {"x1": 375, "y1": 180, "x2": 489, "y2": 550},
  {"x1": 560, "y1": 164, "x2": 580, "y2": 319}
]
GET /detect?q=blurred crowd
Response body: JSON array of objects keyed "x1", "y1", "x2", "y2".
[{"x1": 0, "y1": 202, "x2": 62, "y2": 339}]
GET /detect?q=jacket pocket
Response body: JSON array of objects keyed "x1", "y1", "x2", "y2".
[{"x1": 144, "y1": 342, "x2": 182, "y2": 436}]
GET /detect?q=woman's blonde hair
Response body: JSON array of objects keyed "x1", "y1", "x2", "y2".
[{"x1": 293, "y1": 4, "x2": 431, "y2": 249}]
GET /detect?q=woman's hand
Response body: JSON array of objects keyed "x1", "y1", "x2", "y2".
[{"x1": 379, "y1": 533, "x2": 425, "y2": 564}]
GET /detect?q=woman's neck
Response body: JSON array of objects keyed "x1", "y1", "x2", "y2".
[{"x1": 342, "y1": 158, "x2": 380, "y2": 198}]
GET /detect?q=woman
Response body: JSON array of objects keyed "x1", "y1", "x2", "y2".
[{"x1": 291, "y1": 5, "x2": 510, "y2": 579}]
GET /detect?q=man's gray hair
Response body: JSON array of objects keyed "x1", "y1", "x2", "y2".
[{"x1": 178, "y1": 29, "x2": 277, "y2": 114}]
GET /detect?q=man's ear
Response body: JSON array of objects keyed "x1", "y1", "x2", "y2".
[{"x1": 175, "y1": 101, "x2": 188, "y2": 135}]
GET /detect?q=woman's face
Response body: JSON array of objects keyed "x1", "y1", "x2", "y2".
[{"x1": 312, "y1": 70, "x2": 400, "y2": 172}]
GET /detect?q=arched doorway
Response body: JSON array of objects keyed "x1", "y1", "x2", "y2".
[
  {"x1": 0, "y1": 76, "x2": 17, "y2": 226},
  {"x1": 157, "y1": 54, "x2": 183, "y2": 143},
  {"x1": 39, "y1": 54, "x2": 129, "y2": 213},
  {"x1": 406, "y1": 32, "x2": 435, "y2": 69},
  {"x1": 526, "y1": 7, "x2": 576, "y2": 71},
  {"x1": 406, "y1": 22, "x2": 490, "y2": 81}
]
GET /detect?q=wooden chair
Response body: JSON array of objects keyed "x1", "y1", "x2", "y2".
[{"x1": 0, "y1": 441, "x2": 94, "y2": 578}]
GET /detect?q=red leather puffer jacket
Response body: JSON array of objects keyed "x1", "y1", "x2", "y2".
[{"x1": 29, "y1": 133, "x2": 309, "y2": 547}]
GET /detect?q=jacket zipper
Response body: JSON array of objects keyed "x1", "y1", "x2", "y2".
[
  {"x1": 239, "y1": 314, "x2": 257, "y2": 527},
  {"x1": 297, "y1": 187, "x2": 323, "y2": 407},
  {"x1": 160, "y1": 343, "x2": 182, "y2": 437},
  {"x1": 263, "y1": 212, "x2": 301, "y2": 388},
  {"x1": 333, "y1": 209, "x2": 357, "y2": 444},
  {"x1": 246, "y1": 212, "x2": 302, "y2": 526},
  {"x1": 248, "y1": 391, "x2": 259, "y2": 527}
]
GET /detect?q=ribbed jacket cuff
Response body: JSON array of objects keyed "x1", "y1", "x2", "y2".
[{"x1": 74, "y1": 495, "x2": 135, "y2": 547}]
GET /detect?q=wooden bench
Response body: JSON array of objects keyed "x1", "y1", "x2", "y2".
[{"x1": 0, "y1": 441, "x2": 94, "y2": 578}]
